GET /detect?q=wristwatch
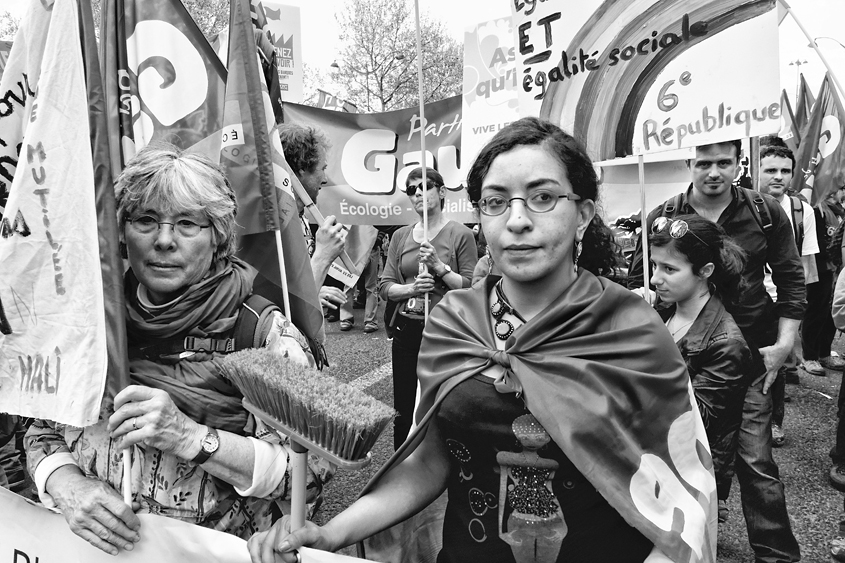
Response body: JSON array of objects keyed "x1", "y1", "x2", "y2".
[
  {"x1": 437, "y1": 264, "x2": 452, "y2": 277},
  {"x1": 191, "y1": 426, "x2": 220, "y2": 465}
]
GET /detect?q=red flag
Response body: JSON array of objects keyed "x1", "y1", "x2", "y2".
[
  {"x1": 226, "y1": 0, "x2": 326, "y2": 355},
  {"x1": 100, "y1": 0, "x2": 227, "y2": 171},
  {"x1": 80, "y1": 0, "x2": 130, "y2": 416},
  {"x1": 795, "y1": 73, "x2": 816, "y2": 134},
  {"x1": 792, "y1": 73, "x2": 845, "y2": 205},
  {"x1": 779, "y1": 89, "x2": 800, "y2": 153}
]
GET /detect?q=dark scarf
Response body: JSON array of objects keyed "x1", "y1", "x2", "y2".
[
  {"x1": 364, "y1": 273, "x2": 717, "y2": 563},
  {"x1": 124, "y1": 257, "x2": 256, "y2": 433}
]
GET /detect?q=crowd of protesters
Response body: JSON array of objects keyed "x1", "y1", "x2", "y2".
[{"x1": 6, "y1": 119, "x2": 845, "y2": 563}]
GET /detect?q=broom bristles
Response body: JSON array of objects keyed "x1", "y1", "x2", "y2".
[{"x1": 219, "y1": 348, "x2": 395, "y2": 462}]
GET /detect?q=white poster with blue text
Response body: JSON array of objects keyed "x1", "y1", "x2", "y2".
[
  {"x1": 262, "y1": 2, "x2": 304, "y2": 104},
  {"x1": 510, "y1": 0, "x2": 780, "y2": 160}
]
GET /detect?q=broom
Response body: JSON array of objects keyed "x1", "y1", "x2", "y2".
[{"x1": 218, "y1": 348, "x2": 395, "y2": 529}]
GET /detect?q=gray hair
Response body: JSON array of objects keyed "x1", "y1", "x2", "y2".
[{"x1": 115, "y1": 143, "x2": 237, "y2": 261}]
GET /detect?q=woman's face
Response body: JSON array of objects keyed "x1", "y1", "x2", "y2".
[
  {"x1": 124, "y1": 207, "x2": 216, "y2": 305},
  {"x1": 479, "y1": 145, "x2": 594, "y2": 287},
  {"x1": 406, "y1": 178, "x2": 443, "y2": 217},
  {"x1": 649, "y1": 245, "x2": 709, "y2": 304}
]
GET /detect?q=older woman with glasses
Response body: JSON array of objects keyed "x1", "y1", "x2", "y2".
[
  {"x1": 24, "y1": 143, "x2": 322, "y2": 555},
  {"x1": 249, "y1": 118, "x2": 716, "y2": 563},
  {"x1": 379, "y1": 167, "x2": 477, "y2": 450},
  {"x1": 650, "y1": 214, "x2": 755, "y2": 523}
]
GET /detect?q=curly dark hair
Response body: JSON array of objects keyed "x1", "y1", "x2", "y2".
[
  {"x1": 649, "y1": 214, "x2": 747, "y2": 308},
  {"x1": 277, "y1": 123, "x2": 330, "y2": 174},
  {"x1": 466, "y1": 117, "x2": 618, "y2": 277}
]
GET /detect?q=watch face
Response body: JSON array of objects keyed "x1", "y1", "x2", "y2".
[{"x1": 201, "y1": 433, "x2": 220, "y2": 454}]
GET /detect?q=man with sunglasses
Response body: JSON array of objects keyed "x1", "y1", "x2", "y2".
[{"x1": 627, "y1": 140, "x2": 804, "y2": 563}]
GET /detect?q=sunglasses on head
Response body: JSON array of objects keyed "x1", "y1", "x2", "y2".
[
  {"x1": 651, "y1": 217, "x2": 709, "y2": 247},
  {"x1": 405, "y1": 181, "x2": 441, "y2": 197}
]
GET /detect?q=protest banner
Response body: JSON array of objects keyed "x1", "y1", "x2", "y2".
[
  {"x1": 792, "y1": 73, "x2": 845, "y2": 204},
  {"x1": 0, "y1": 0, "x2": 127, "y2": 427},
  {"x1": 262, "y1": 2, "x2": 304, "y2": 103},
  {"x1": 0, "y1": 485, "x2": 368, "y2": 563},
  {"x1": 510, "y1": 0, "x2": 781, "y2": 160},
  {"x1": 284, "y1": 96, "x2": 471, "y2": 226},
  {"x1": 461, "y1": 16, "x2": 520, "y2": 167}
]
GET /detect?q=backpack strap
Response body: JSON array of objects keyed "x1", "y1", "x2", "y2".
[
  {"x1": 128, "y1": 294, "x2": 280, "y2": 362},
  {"x1": 661, "y1": 194, "x2": 683, "y2": 218},
  {"x1": 742, "y1": 188, "x2": 773, "y2": 233},
  {"x1": 789, "y1": 195, "x2": 804, "y2": 252},
  {"x1": 233, "y1": 293, "x2": 280, "y2": 350}
]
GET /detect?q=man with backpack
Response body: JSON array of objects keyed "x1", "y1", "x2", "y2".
[
  {"x1": 628, "y1": 140, "x2": 805, "y2": 563},
  {"x1": 759, "y1": 143, "x2": 820, "y2": 448}
]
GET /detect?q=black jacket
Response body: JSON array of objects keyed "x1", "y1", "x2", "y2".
[{"x1": 658, "y1": 294, "x2": 756, "y2": 480}]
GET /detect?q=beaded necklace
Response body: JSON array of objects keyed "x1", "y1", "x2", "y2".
[{"x1": 491, "y1": 280, "x2": 527, "y2": 340}]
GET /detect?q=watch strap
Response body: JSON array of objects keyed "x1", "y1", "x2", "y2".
[{"x1": 191, "y1": 426, "x2": 219, "y2": 465}]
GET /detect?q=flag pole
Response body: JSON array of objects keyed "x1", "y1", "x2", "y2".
[
  {"x1": 413, "y1": 0, "x2": 430, "y2": 320},
  {"x1": 274, "y1": 230, "x2": 293, "y2": 328},
  {"x1": 638, "y1": 154, "x2": 651, "y2": 305},
  {"x1": 778, "y1": 0, "x2": 845, "y2": 99}
]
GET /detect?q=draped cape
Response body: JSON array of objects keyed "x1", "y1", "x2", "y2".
[
  {"x1": 124, "y1": 257, "x2": 255, "y2": 433},
  {"x1": 363, "y1": 272, "x2": 717, "y2": 563}
]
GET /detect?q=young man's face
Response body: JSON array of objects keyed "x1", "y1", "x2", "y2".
[
  {"x1": 759, "y1": 155, "x2": 793, "y2": 200},
  {"x1": 691, "y1": 143, "x2": 740, "y2": 199}
]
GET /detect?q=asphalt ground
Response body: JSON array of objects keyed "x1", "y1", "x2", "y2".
[{"x1": 317, "y1": 298, "x2": 845, "y2": 562}]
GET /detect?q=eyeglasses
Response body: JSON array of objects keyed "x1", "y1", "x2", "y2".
[
  {"x1": 127, "y1": 215, "x2": 211, "y2": 238},
  {"x1": 651, "y1": 217, "x2": 708, "y2": 247},
  {"x1": 476, "y1": 191, "x2": 581, "y2": 216},
  {"x1": 405, "y1": 181, "x2": 441, "y2": 197}
]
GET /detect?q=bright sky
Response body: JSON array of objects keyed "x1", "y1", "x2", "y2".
[{"x1": 1, "y1": 0, "x2": 843, "y2": 105}]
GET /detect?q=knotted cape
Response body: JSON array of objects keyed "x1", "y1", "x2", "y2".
[{"x1": 363, "y1": 272, "x2": 717, "y2": 563}]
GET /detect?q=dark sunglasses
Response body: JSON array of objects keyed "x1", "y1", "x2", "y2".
[
  {"x1": 651, "y1": 217, "x2": 709, "y2": 247},
  {"x1": 405, "y1": 181, "x2": 441, "y2": 197}
]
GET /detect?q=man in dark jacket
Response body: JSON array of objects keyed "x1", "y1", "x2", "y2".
[{"x1": 628, "y1": 140, "x2": 805, "y2": 563}]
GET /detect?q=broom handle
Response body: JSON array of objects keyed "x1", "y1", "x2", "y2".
[
  {"x1": 122, "y1": 449, "x2": 132, "y2": 505},
  {"x1": 290, "y1": 439, "x2": 308, "y2": 530}
]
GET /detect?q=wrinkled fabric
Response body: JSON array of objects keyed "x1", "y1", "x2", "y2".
[{"x1": 364, "y1": 273, "x2": 717, "y2": 563}]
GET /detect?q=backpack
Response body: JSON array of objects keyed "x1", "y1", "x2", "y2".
[
  {"x1": 661, "y1": 187, "x2": 773, "y2": 233},
  {"x1": 828, "y1": 219, "x2": 845, "y2": 268},
  {"x1": 129, "y1": 293, "x2": 279, "y2": 361}
]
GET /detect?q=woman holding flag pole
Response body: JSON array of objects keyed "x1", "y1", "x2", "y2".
[{"x1": 24, "y1": 145, "x2": 323, "y2": 555}]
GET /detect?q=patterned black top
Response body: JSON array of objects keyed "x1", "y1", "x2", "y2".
[{"x1": 435, "y1": 375, "x2": 652, "y2": 563}]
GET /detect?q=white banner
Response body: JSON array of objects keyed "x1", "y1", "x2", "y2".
[
  {"x1": 263, "y1": 2, "x2": 304, "y2": 104},
  {"x1": 461, "y1": 17, "x2": 520, "y2": 167},
  {"x1": 0, "y1": 0, "x2": 108, "y2": 427},
  {"x1": 0, "y1": 487, "x2": 365, "y2": 563},
  {"x1": 510, "y1": 0, "x2": 781, "y2": 160}
]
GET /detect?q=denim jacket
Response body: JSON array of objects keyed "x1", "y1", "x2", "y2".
[{"x1": 658, "y1": 294, "x2": 755, "y2": 479}]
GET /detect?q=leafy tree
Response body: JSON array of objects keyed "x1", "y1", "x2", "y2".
[
  {"x1": 0, "y1": 11, "x2": 19, "y2": 41},
  {"x1": 331, "y1": 0, "x2": 462, "y2": 112}
]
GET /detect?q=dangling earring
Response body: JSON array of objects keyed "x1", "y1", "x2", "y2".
[{"x1": 573, "y1": 240, "x2": 582, "y2": 274}]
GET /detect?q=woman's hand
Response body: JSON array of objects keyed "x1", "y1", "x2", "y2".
[
  {"x1": 108, "y1": 385, "x2": 202, "y2": 460},
  {"x1": 318, "y1": 285, "x2": 347, "y2": 310},
  {"x1": 47, "y1": 466, "x2": 141, "y2": 555},
  {"x1": 417, "y1": 241, "x2": 445, "y2": 274},
  {"x1": 248, "y1": 516, "x2": 336, "y2": 563},
  {"x1": 411, "y1": 271, "x2": 435, "y2": 295}
]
